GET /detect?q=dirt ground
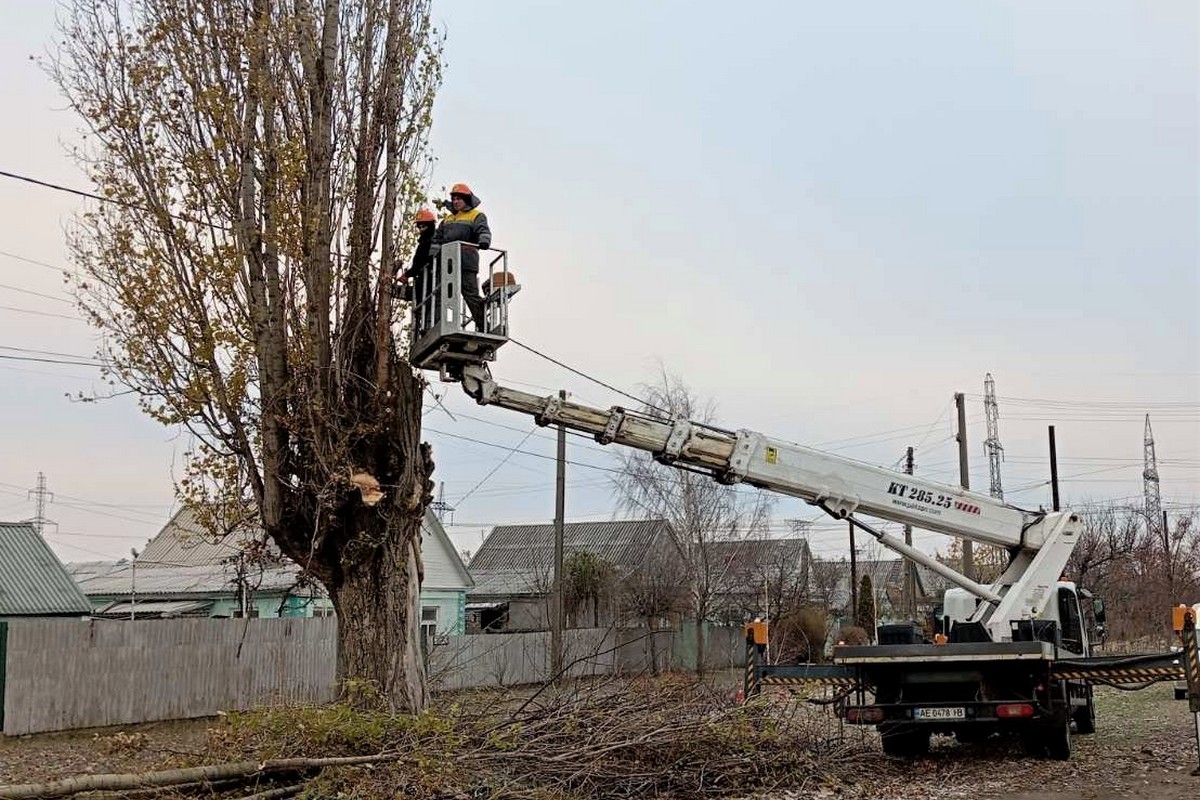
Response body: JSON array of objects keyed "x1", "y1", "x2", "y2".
[
  {"x1": 0, "y1": 683, "x2": 1195, "y2": 798},
  {"x1": 778, "y1": 683, "x2": 1200, "y2": 800}
]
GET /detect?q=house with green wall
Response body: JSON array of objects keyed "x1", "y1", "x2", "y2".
[{"x1": 67, "y1": 507, "x2": 473, "y2": 633}]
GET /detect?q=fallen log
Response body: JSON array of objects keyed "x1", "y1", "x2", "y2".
[
  {"x1": 0, "y1": 754, "x2": 400, "y2": 800},
  {"x1": 234, "y1": 784, "x2": 307, "y2": 800}
]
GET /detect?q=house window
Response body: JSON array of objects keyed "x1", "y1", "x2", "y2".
[{"x1": 421, "y1": 605, "x2": 439, "y2": 641}]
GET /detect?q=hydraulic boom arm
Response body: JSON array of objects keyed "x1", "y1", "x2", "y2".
[{"x1": 461, "y1": 364, "x2": 1083, "y2": 640}]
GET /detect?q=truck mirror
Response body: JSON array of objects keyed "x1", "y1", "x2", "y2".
[{"x1": 1092, "y1": 596, "x2": 1106, "y2": 625}]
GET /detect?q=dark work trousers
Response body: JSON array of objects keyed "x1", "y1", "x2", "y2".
[{"x1": 461, "y1": 268, "x2": 485, "y2": 332}]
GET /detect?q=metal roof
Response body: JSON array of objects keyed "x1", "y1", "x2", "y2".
[
  {"x1": 708, "y1": 537, "x2": 810, "y2": 576},
  {"x1": 137, "y1": 506, "x2": 269, "y2": 567},
  {"x1": 95, "y1": 599, "x2": 212, "y2": 618},
  {"x1": 467, "y1": 519, "x2": 675, "y2": 598},
  {"x1": 825, "y1": 558, "x2": 944, "y2": 612},
  {"x1": 469, "y1": 519, "x2": 673, "y2": 573},
  {"x1": 0, "y1": 522, "x2": 93, "y2": 616},
  {"x1": 67, "y1": 562, "x2": 308, "y2": 597},
  {"x1": 137, "y1": 506, "x2": 470, "y2": 591},
  {"x1": 469, "y1": 569, "x2": 546, "y2": 597}
]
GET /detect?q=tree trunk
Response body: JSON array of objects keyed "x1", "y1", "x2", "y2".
[
  {"x1": 331, "y1": 526, "x2": 427, "y2": 712},
  {"x1": 694, "y1": 616, "x2": 706, "y2": 675},
  {"x1": 647, "y1": 616, "x2": 660, "y2": 676}
]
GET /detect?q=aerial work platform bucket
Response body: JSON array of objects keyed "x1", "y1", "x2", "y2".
[{"x1": 410, "y1": 241, "x2": 520, "y2": 378}]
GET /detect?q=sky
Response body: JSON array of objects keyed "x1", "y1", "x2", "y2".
[{"x1": 0, "y1": 1, "x2": 1196, "y2": 567}]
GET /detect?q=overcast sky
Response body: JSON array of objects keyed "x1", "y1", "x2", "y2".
[{"x1": 0, "y1": 1, "x2": 1196, "y2": 565}]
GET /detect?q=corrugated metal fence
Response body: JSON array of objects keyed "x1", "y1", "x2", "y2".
[
  {"x1": 1, "y1": 617, "x2": 338, "y2": 736},
  {"x1": 1, "y1": 619, "x2": 744, "y2": 735}
]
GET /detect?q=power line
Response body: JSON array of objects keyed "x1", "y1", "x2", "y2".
[
  {"x1": 0, "y1": 248, "x2": 69, "y2": 273},
  {"x1": 963, "y1": 393, "x2": 1200, "y2": 409},
  {"x1": 0, "y1": 282, "x2": 73, "y2": 305},
  {"x1": 456, "y1": 427, "x2": 540, "y2": 507},
  {"x1": 425, "y1": 427, "x2": 642, "y2": 479},
  {"x1": 423, "y1": 403, "x2": 613, "y2": 458},
  {"x1": 0, "y1": 168, "x2": 233, "y2": 231},
  {"x1": 508, "y1": 337, "x2": 672, "y2": 418},
  {"x1": 0, "y1": 345, "x2": 102, "y2": 362},
  {"x1": 0, "y1": 354, "x2": 103, "y2": 367},
  {"x1": 0, "y1": 304, "x2": 82, "y2": 321},
  {"x1": 0, "y1": 482, "x2": 170, "y2": 519}
]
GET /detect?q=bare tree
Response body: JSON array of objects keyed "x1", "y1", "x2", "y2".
[
  {"x1": 1068, "y1": 504, "x2": 1141, "y2": 594},
  {"x1": 708, "y1": 536, "x2": 810, "y2": 625},
  {"x1": 808, "y1": 556, "x2": 846, "y2": 618},
  {"x1": 621, "y1": 544, "x2": 688, "y2": 674},
  {"x1": 563, "y1": 551, "x2": 616, "y2": 628},
  {"x1": 53, "y1": 0, "x2": 442, "y2": 710},
  {"x1": 612, "y1": 369, "x2": 773, "y2": 674},
  {"x1": 1066, "y1": 503, "x2": 1199, "y2": 646}
]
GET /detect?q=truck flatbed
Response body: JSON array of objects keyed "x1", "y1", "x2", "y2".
[{"x1": 834, "y1": 641, "x2": 1056, "y2": 664}]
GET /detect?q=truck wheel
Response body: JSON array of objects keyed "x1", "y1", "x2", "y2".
[
  {"x1": 1073, "y1": 689, "x2": 1096, "y2": 735},
  {"x1": 1043, "y1": 715, "x2": 1073, "y2": 761},
  {"x1": 881, "y1": 727, "x2": 930, "y2": 757},
  {"x1": 1020, "y1": 730, "x2": 1046, "y2": 758}
]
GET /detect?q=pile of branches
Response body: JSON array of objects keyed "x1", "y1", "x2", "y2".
[{"x1": 0, "y1": 676, "x2": 865, "y2": 800}]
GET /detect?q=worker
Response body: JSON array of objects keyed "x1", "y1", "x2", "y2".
[
  {"x1": 431, "y1": 182, "x2": 491, "y2": 331},
  {"x1": 397, "y1": 207, "x2": 437, "y2": 302}
]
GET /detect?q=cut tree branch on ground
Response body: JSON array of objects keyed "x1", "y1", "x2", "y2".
[
  {"x1": 0, "y1": 754, "x2": 400, "y2": 800},
  {"x1": 234, "y1": 784, "x2": 308, "y2": 800}
]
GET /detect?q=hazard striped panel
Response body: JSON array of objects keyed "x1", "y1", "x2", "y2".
[
  {"x1": 1051, "y1": 665, "x2": 1184, "y2": 682},
  {"x1": 761, "y1": 675, "x2": 857, "y2": 688}
]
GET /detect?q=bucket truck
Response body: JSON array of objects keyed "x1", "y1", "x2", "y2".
[{"x1": 408, "y1": 242, "x2": 1193, "y2": 761}]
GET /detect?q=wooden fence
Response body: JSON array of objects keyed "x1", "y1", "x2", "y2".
[{"x1": 1, "y1": 618, "x2": 744, "y2": 735}]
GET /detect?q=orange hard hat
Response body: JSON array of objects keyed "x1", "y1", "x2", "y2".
[
  {"x1": 415, "y1": 208, "x2": 436, "y2": 224},
  {"x1": 450, "y1": 182, "x2": 473, "y2": 197}
]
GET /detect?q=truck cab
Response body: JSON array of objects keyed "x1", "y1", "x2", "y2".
[{"x1": 942, "y1": 580, "x2": 1102, "y2": 657}]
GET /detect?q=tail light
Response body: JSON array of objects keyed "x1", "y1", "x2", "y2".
[
  {"x1": 846, "y1": 706, "x2": 885, "y2": 724},
  {"x1": 996, "y1": 703, "x2": 1035, "y2": 718}
]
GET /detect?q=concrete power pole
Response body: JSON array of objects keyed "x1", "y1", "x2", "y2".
[
  {"x1": 551, "y1": 390, "x2": 567, "y2": 680},
  {"x1": 27, "y1": 472, "x2": 54, "y2": 536},
  {"x1": 902, "y1": 446, "x2": 917, "y2": 620},
  {"x1": 954, "y1": 393, "x2": 975, "y2": 581}
]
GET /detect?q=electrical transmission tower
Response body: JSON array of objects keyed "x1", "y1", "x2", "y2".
[
  {"x1": 983, "y1": 373, "x2": 1004, "y2": 500},
  {"x1": 430, "y1": 481, "x2": 455, "y2": 522},
  {"x1": 1143, "y1": 414, "x2": 1163, "y2": 537},
  {"x1": 27, "y1": 472, "x2": 55, "y2": 536}
]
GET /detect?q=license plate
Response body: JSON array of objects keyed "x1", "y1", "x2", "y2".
[{"x1": 914, "y1": 706, "x2": 966, "y2": 720}]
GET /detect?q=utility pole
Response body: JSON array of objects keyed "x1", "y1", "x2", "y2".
[
  {"x1": 954, "y1": 393, "x2": 974, "y2": 581},
  {"x1": 1048, "y1": 426, "x2": 1060, "y2": 512},
  {"x1": 849, "y1": 520, "x2": 858, "y2": 625},
  {"x1": 903, "y1": 446, "x2": 917, "y2": 620},
  {"x1": 27, "y1": 472, "x2": 54, "y2": 536},
  {"x1": 130, "y1": 549, "x2": 138, "y2": 621},
  {"x1": 551, "y1": 390, "x2": 567, "y2": 679}
]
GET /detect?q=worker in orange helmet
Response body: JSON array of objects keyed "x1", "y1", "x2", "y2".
[
  {"x1": 431, "y1": 183, "x2": 492, "y2": 331},
  {"x1": 397, "y1": 207, "x2": 438, "y2": 302}
]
